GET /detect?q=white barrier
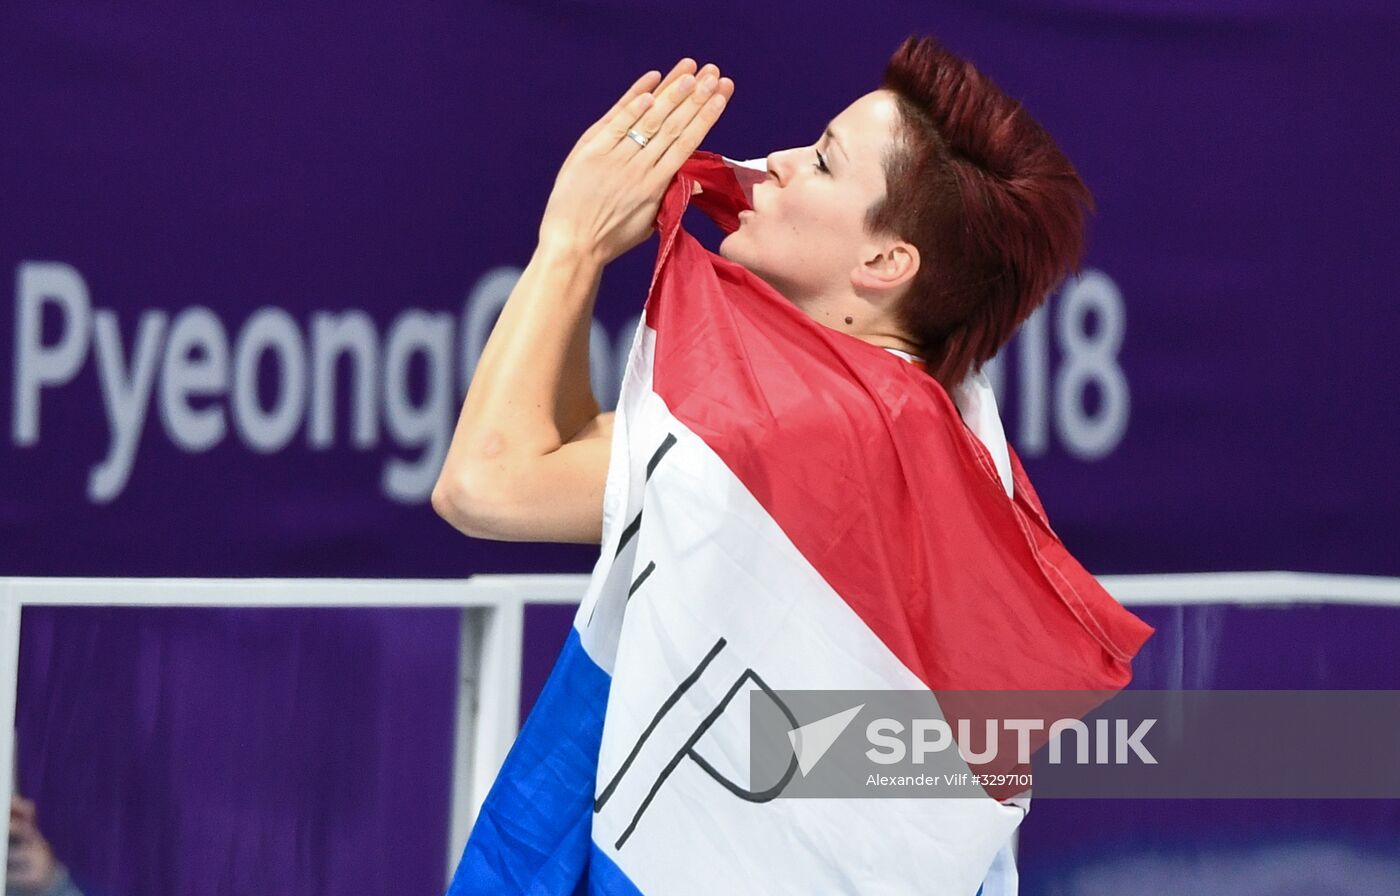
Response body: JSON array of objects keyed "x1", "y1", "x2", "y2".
[{"x1": 1, "y1": 571, "x2": 1396, "y2": 887}]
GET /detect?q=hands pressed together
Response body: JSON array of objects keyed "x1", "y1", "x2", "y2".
[{"x1": 538, "y1": 59, "x2": 735, "y2": 266}]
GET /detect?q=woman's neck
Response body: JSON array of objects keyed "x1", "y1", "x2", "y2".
[{"x1": 786, "y1": 287, "x2": 922, "y2": 357}]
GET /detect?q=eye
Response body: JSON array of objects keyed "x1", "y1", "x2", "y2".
[{"x1": 813, "y1": 148, "x2": 831, "y2": 174}]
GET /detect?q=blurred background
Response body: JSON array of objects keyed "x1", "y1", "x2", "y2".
[{"x1": 2, "y1": 1, "x2": 1397, "y2": 894}]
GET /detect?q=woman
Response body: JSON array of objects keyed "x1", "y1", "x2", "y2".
[
  {"x1": 435, "y1": 37, "x2": 1139, "y2": 895},
  {"x1": 432, "y1": 38, "x2": 1089, "y2": 542}
]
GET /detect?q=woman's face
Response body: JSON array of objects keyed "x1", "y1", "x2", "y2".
[{"x1": 718, "y1": 89, "x2": 908, "y2": 313}]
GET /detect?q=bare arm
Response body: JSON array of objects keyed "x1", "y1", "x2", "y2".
[
  {"x1": 432, "y1": 60, "x2": 733, "y2": 544},
  {"x1": 431, "y1": 240, "x2": 614, "y2": 543}
]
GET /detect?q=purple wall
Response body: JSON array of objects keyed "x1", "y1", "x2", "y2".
[
  {"x1": 2, "y1": 1, "x2": 1396, "y2": 579},
  {"x1": 14, "y1": 605, "x2": 459, "y2": 896}
]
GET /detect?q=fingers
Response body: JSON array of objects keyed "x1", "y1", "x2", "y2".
[
  {"x1": 599, "y1": 89, "x2": 658, "y2": 155},
  {"x1": 581, "y1": 60, "x2": 695, "y2": 147},
  {"x1": 623, "y1": 63, "x2": 716, "y2": 152},
  {"x1": 653, "y1": 58, "x2": 699, "y2": 96},
  {"x1": 646, "y1": 76, "x2": 733, "y2": 182},
  {"x1": 614, "y1": 69, "x2": 663, "y2": 115},
  {"x1": 577, "y1": 69, "x2": 659, "y2": 148},
  {"x1": 601, "y1": 58, "x2": 695, "y2": 126}
]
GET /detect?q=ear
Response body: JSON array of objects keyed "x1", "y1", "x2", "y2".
[{"x1": 850, "y1": 241, "x2": 919, "y2": 294}]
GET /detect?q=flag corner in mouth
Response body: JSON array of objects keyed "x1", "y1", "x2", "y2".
[{"x1": 448, "y1": 152, "x2": 1153, "y2": 896}]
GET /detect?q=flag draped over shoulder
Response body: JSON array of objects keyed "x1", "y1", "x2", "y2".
[{"x1": 448, "y1": 151, "x2": 1154, "y2": 896}]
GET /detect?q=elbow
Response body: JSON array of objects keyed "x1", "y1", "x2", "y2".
[
  {"x1": 431, "y1": 467, "x2": 494, "y2": 539},
  {"x1": 430, "y1": 473, "x2": 462, "y2": 527},
  {"x1": 432, "y1": 464, "x2": 520, "y2": 540}
]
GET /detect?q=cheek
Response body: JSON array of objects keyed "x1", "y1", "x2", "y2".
[
  {"x1": 766, "y1": 196, "x2": 827, "y2": 246},
  {"x1": 721, "y1": 191, "x2": 848, "y2": 268},
  {"x1": 778, "y1": 203, "x2": 855, "y2": 270},
  {"x1": 786, "y1": 188, "x2": 849, "y2": 234}
]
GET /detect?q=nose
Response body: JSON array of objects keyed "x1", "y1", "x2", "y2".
[{"x1": 764, "y1": 147, "x2": 796, "y2": 187}]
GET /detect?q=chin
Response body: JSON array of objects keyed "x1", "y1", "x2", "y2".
[
  {"x1": 717, "y1": 232, "x2": 744, "y2": 263},
  {"x1": 718, "y1": 235, "x2": 787, "y2": 299}
]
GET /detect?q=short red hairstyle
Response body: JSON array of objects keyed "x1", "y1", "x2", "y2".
[{"x1": 868, "y1": 35, "x2": 1094, "y2": 388}]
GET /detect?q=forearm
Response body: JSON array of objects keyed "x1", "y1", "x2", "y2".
[
  {"x1": 432, "y1": 60, "x2": 730, "y2": 540},
  {"x1": 440, "y1": 239, "x2": 604, "y2": 481}
]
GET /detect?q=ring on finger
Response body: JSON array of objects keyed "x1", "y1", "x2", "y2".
[{"x1": 626, "y1": 73, "x2": 698, "y2": 147}]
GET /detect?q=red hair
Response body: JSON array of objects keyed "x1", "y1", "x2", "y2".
[{"x1": 868, "y1": 35, "x2": 1094, "y2": 388}]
